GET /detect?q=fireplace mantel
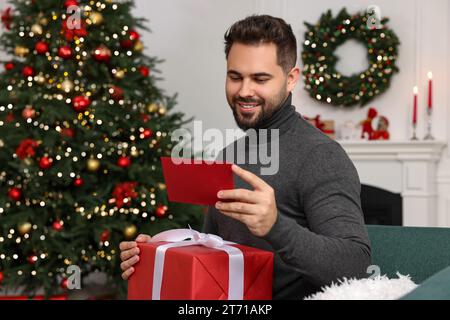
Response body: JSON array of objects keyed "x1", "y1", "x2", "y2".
[{"x1": 337, "y1": 140, "x2": 447, "y2": 227}]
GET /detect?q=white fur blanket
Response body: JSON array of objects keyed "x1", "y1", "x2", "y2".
[{"x1": 305, "y1": 273, "x2": 418, "y2": 300}]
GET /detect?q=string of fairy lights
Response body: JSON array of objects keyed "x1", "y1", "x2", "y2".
[{"x1": 0, "y1": 0, "x2": 175, "y2": 289}]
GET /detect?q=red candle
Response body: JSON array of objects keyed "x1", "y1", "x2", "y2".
[
  {"x1": 427, "y1": 72, "x2": 432, "y2": 109},
  {"x1": 413, "y1": 86, "x2": 418, "y2": 124}
]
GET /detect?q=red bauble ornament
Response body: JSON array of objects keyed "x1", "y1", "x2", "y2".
[
  {"x1": 28, "y1": 255, "x2": 38, "y2": 264},
  {"x1": 22, "y1": 106, "x2": 36, "y2": 119},
  {"x1": 35, "y1": 41, "x2": 49, "y2": 54},
  {"x1": 52, "y1": 220, "x2": 63, "y2": 231},
  {"x1": 129, "y1": 30, "x2": 140, "y2": 42},
  {"x1": 39, "y1": 156, "x2": 53, "y2": 170},
  {"x1": 109, "y1": 85, "x2": 124, "y2": 101},
  {"x1": 22, "y1": 66, "x2": 34, "y2": 77},
  {"x1": 100, "y1": 229, "x2": 110, "y2": 242},
  {"x1": 61, "y1": 127, "x2": 75, "y2": 138},
  {"x1": 60, "y1": 278, "x2": 68, "y2": 289},
  {"x1": 0, "y1": 271, "x2": 4, "y2": 284},
  {"x1": 8, "y1": 187, "x2": 21, "y2": 201},
  {"x1": 1, "y1": 7, "x2": 13, "y2": 30},
  {"x1": 73, "y1": 178, "x2": 83, "y2": 187},
  {"x1": 64, "y1": 0, "x2": 78, "y2": 7},
  {"x1": 93, "y1": 46, "x2": 111, "y2": 63},
  {"x1": 155, "y1": 205, "x2": 168, "y2": 218},
  {"x1": 139, "y1": 66, "x2": 150, "y2": 77},
  {"x1": 5, "y1": 112, "x2": 15, "y2": 122},
  {"x1": 140, "y1": 113, "x2": 150, "y2": 123},
  {"x1": 5, "y1": 62, "x2": 14, "y2": 70},
  {"x1": 58, "y1": 46, "x2": 72, "y2": 59},
  {"x1": 117, "y1": 156, "x2": 131, "y2": 168},
  {"x1": 142, "y1": 128, "x2": 153, "y2": 139},
  {"x1": 72, "y1": 96, "x2": 90, "y2": 112}
]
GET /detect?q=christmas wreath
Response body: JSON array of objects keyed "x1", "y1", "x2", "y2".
[{"x1": 301, "y1": 8, "x2": 400, "y2": 107}]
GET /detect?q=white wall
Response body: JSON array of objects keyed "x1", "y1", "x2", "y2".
[{"x1": 1, "y1": 0, "x2": 449, "y2": 224}]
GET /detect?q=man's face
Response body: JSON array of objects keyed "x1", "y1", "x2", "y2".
[{"x1": 225, "y1": 42, "x2": 298, "y2": 130}]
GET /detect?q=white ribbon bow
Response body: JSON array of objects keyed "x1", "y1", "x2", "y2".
[{"x1": 149, "y1": 227, "x2": 244, "y2": 300}]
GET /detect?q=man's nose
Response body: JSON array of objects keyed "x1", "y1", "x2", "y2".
[{"x1": 238, "y1": 79, "x2": 255, "y2": 98}]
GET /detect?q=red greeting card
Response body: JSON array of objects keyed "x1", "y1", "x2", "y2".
[{"x1": 160, "y1": 157, "x2": 234, "y2": 206}]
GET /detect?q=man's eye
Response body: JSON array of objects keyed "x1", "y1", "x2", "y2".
[
  {"x1": 255, "y1": 79, "x2": 268, "y2": 83},
  {"x1": 229, "y1": 76, "x2": 241, "y2": 81}
]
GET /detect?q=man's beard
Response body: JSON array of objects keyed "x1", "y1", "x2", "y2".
[{"x1": 228, "y1": 87, "x2": 288, "y2": 131}]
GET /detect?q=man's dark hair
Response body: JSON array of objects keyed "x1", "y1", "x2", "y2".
[{"x1": 224, "y1": 15, "x2": 297, "y2": 74}]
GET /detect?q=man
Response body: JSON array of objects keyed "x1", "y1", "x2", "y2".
[{"x1": 120, "y1": 15, "x2": 371, "y2": 299}]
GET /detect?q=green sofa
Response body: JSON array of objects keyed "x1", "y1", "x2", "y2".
[{"x1": 366, "y1": 225, "x2": 450, "y2": 300}]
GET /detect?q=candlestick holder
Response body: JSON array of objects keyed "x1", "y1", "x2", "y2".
[
  {"x1": 423, "y1": 108, "x2": 435, "y2": 140},
  {"x1": 410, "y1": 123, "x2": 418, "y2": 140}
]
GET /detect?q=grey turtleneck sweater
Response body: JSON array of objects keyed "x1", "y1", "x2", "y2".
[{"x1": 202, "y1": 93, "x2": 371, "y2": 299}]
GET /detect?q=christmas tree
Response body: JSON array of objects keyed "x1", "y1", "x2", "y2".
[{"x1": 0, "y1": 0, "x2": 203, "y2": 298}]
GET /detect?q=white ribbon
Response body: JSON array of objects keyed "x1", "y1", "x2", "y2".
[{"x1": 148, "y1": 228, "x2": 244, "y2": 300}]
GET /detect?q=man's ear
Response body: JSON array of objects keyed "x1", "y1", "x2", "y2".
[{"x1": 287, "y1": 66, "x2": 300, "y2": 92}]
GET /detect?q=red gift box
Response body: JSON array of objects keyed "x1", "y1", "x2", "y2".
[{"x1": 128, "y1": 241, "x2": 273, "y2": 300}]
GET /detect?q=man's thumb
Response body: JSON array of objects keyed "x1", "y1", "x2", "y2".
[{"x1": 136, "y1": 234, "x2": 151, "y2": 243}]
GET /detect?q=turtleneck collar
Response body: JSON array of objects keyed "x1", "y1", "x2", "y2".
[{"x1": 252, "y1": 92, "x2": 297, "y2": 133}]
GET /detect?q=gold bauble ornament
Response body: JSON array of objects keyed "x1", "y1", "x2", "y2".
[
  {"x1": 158, "y1": 106, "x2": 167, "y2": 116},
  {"x1": 87, "y1": 158, "x2": 100, "y2": 172},
  {"x1": 114, "y1": 69, "x2": 125, "y2": 79},
  {"x1": 14, "y1": 46, "x2": 29, "y2": 57},
  {"x1": 61, "y1": 79, "x2": 74, "y2": 93},
  {"x1": 134, "y1": 40, "x2": 144, "y2": 52},
  {"x1": 18, "y1": 222, "x2": 32, "y2": 235},
  {"x1": 147, "y1": 103, "x2": 158, "y2": 113},
  {"x1": 89, "y1": 12, "x2": 104, "y2": 25},
  {"x1": 0, "y1": 139, "x2": 4, "y2": 147},
  {"x1": 157, "y1": 183, "x2": 166, "y2": 190},
  {"x1": 39, "y1": 16, "x2": 49, "y2": 26},
  {"x1": 35, "y1": 74, "x2": 45, "y2": 84},
  {"x1": 31, "y1": 24, "x2": 43, "y2": 35},
  {"x1": 123, "y1": 225, "x2": 137, "y2": 240}
]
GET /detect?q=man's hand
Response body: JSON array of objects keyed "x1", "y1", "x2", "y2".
[
  {"x1": 119, "y1": 234, "x2": 151, "y2": 280},
  {"x1": 215, "y1": 164, "x2": 277, "y2": 237}
]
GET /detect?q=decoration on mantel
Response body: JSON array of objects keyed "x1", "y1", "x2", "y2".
[
  {"x1": 411, "y1": 86, "x2": 418, "y2": 140},
  {"x1": 358, "y1": 107, "x2": 389, "y2": 140},
  {"x1": 304, "y1": 115, "x2": 336, "y2": 139},
  {"x1": 423, "y1": 72, "x2": 434, "y2": 140},
  {"x1": 301, "y1": 8, "x2": 400, "y2": 107}
]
